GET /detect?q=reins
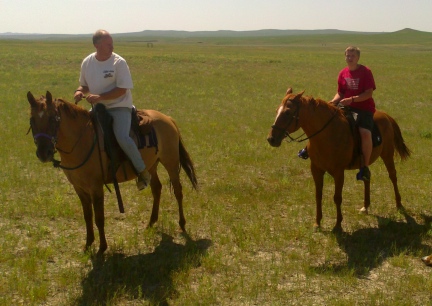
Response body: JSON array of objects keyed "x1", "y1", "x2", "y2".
[
  {"x1": 273, "y1": 97, "x2": 340, "y2": 143},
  {"x1": 56, "y1": 119, "x2": 92, "y2": 154},
  {"x1": 52, "y1": 133, "x2": 97, "y2": 170},
  {"x1": 286, "y1": 108, "x2": 339, "y2": 143}
]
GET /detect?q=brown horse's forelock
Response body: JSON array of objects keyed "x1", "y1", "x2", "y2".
[{"x1": 29, "y1": 96, "x2": 47, "y2": 115}]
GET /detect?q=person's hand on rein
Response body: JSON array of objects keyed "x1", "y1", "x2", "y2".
[
  {"x1": 74, "y1": 90, "x2": 84, "y2": 104},
  {"x1": 85, "y1": 94, "x2": 101, "y2": 105}
]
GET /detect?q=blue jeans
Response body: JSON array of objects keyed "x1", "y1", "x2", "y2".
[{"x1": 106, "y1": 107, "x2": 146, "y2": 173}]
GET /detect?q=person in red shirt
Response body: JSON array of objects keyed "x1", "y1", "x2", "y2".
[
  {"x1": 298, "y1": 46, "x2": 376, "y2": 181},
  {"x1": 331, "y1": 46, "x2": 376, "y2": 181}
]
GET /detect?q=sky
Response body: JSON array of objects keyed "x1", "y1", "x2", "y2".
[{"x1": 1, "y1": 0, "x2": 432, "y2": 34}]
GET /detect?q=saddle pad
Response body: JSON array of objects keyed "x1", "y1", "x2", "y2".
[
  {"x1": 133, "y1": 109, "x2": 158, "y2": 150},
  {"x1": 137, "y1": 127, "x2": 158, "y2": 150}
]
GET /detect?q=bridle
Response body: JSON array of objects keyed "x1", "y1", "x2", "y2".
[
  {"x1": 271, "y1": 97, "x2": 339, "y2": 143},
  {"x1": 271, "y1": 98, "x2": 301, "y2": 142},
  {"x1": 28, "y1": 99, "x2": 97, "y2": 170},
  {"x1": 28, "y1": 110, "x2": 61, "y2": 150}
]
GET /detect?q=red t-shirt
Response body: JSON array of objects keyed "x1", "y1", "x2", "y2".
[{"x1": 337, "y1": 65, "x2": 376, "y2": 113}]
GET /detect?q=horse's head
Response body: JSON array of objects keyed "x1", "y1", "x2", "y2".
[
  {"x1": 267, "y1": 88, "x2": 305, "y2": 147},
  {"x1": 27, "y1": 91, "x2": 60, "y2": 162}
]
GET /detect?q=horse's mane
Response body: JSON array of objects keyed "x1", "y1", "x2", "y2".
[
  {"x1": 301, "y1": 95, "x2": 344, "y2": 116},
  {"x1": 55, "y1": 98, "x2": 90, "y2": 119}
]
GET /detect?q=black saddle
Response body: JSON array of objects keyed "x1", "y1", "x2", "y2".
[{"x1": 92, "y1": 104, "x2": 158, "y2": 166}]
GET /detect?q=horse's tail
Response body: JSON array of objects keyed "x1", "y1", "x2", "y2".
[
  {"x1": 387, "y1": 114, "x2": 411, "y2": 160},
  {"x1": 170, "y1": 118, "x2": 198, "y2": 190},
  {"x1": 178, "y1": 134, "x2": 198, "y2": 190}
]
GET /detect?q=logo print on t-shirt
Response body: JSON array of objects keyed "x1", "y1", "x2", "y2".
[
  {"x1": 345, "y1": 77, "x2": 359, "y2": 90},
  {"x1": 103, "y1": 70, "x2": 114, "y2": 79}
]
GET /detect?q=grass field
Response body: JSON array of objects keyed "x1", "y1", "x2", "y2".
[{"x1": 1, "y1": 30, "x2": 432, "y2": 305}]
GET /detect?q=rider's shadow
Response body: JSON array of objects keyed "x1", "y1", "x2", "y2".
[
  {"x1": 77, "y1": 233, "x2": 212, "y2": 305},
  {"x1": 312, "y1": 211, "x2": 432, "y2": 276}
]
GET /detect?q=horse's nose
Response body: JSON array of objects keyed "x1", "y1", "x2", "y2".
[
  {"x1": 267, "y1": 136, "x2": 275, "y2": 145},
  {"x1": 267, "y1": 136, "x2": 273, "y2": 145},
  {"x1": 267, "y1": 135, "x2": 281, "y2": 147},
  {"x1": 36, "y1": 147, "x2": 54, "y2": 163}
]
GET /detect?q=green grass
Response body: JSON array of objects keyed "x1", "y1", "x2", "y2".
[{"x1": 1, "y1": 31, "x2": 432, "y2": 305}]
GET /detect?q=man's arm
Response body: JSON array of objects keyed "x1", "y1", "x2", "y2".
[{"x1": 86, "y1": 87, "x2": 127, "y2": 104}]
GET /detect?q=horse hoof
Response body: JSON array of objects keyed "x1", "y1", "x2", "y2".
[
  {"x1": 359, "y1": 207, "x2": 368, "y2": 214},
  {"x1": 332, "y1": 226, "x2": 343, "y2": 234},
  {"x1": 313, "y1": 225, "x2": 321, "y2": 233},
  {"x1": 422, "y1": 256, "x2": 432, "y2": 266},
  {"x1": 97, "y1": 246, "x2": 107, "y2": 256}
]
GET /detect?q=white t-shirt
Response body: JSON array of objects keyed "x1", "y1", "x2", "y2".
[{"x1": 79, "y1": 52, "x2": 133, "y2": 109}]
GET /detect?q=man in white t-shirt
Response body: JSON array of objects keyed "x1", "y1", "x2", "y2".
[{"x1": 74, "y1": 29, "x2": 151, "y2": 190}]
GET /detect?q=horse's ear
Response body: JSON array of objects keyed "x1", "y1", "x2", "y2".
[
  {"x1": 46, "y1": 91, "x2": 53, "y2": 105},
  {"x1": 295, "y1": 90, "x2": 305, "y2": 98},
  {"x1": 27, "y1": 91, "x2": 37, "y2": 107},
  {"x1": 286, "y1": 88, "x2": 293, "y2": 95}
]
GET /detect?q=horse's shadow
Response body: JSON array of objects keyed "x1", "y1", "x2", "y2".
[
  {"x1": 76, "y1": 232, "x2": 212, "y2": 305},
  {"x1": 312, "y1": 211, "x2": 432, "y2": 277}
]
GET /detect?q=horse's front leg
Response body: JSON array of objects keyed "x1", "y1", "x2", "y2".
[
  {"x1": 332, "y1": 171, "x2": 345, "y2": 231},
  {"x1": 91, "y1": 187, "x2": 107, "y2": 255},
  {"x1": 148, "y1": 170, "x2": 162, "y2": 229},
  {"x1": 74, "y1": 187, "x2": 95, "y2": 252},
  {"x1": 360, "y1": 179, "x2": 371, "y2": 214},
  {"x1": 311, "y1": 163, "x2": 325, "y2": 231}
]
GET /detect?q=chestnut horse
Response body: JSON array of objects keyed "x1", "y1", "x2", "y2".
[
  {"x1": 27, "y1": 91, "x2": 198, "y2": 255},
  {"x1": 267, "y1": 88, "x2": 410, "y2": 231}
]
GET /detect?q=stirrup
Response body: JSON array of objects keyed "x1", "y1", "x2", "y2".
[{"x1": 356, "y1": 167, "x2": 370, "y2": 181}]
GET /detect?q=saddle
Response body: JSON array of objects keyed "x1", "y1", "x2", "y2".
[{"x1": 91, "y1": 104, "x2": 158, "y2": 177}]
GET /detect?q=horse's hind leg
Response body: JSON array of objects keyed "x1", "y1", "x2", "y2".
[
  {"x1": 382, "y1": 155, "x2": 403, "y2": 209},
  {"x1": 167, "y1": 168, "x2": 186, "y2": 232},
  {"x1": 148, "y1": 168, "x2": 162, "y2": 229}
]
